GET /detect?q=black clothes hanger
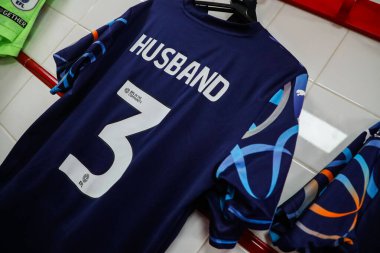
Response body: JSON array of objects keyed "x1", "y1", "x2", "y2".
[{"x1": 194, "y1": 0, "x2": 257, "y2": 23}]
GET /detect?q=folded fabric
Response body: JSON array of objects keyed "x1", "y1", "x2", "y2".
[
  {"x1": 270, "y1": 122, "x2": 380, "y2": 253},
  {"x1": 0, "y1": 0, "x2": 46, "y2": 57}
]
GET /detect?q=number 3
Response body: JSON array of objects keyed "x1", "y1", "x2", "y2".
[{"x1": 59, "y1": 80, "x2": 170, "y2": 198}]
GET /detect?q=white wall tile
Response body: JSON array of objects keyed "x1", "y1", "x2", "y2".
[
  {"x1": 294, "y1": 84, "x2": 379, "y2": 172},
  {"x1": 42, "y1": 25, "x2": 90, "y2": 77},
  {"x1": 0, "y1": 124, "x2": 15, "y2": 165},
  {"x1": 166, "y1": 211, "x2": 209, "y2": 253},
  {"x1": 0, "y1": 58, "x2": 31, "y2": 112},
  {"x1": 79, "y1": 0, "x2": 141, "y2": 30},
  {"x1": 47, "y1": 0, "x2": 99, "y2": 22},
  {"x1": 317, "y1": 31, "x2": 380, "y2": 117},
  {"x1": 23, "y1": 6, "x2": 75, "y2": 64},
  {"x1": 0, "y1": 76, "x2": 59, "y2": 140},
  {"x1": 267, "y1": 4, "x2": 347, "y2": 80},
  {"x1": 257, "y1": 0, "x2": 284, "y2": 27},
  {"x1": 197, "y1": 240, "x2": 248, "y2": 253}
]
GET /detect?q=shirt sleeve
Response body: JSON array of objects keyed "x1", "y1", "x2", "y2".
[
  {"x1": 49, "y1": 12, "x2": 130, "y2": 95},
  {"x1": 207, "y1": 72, "x2": 308, "y2": 249},
  {"x1": 269, "y1": 122, "x2": 380, "y2": 252}
]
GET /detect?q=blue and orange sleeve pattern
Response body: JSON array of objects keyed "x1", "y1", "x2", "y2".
[
  {"x1": 50, "y1": 15, "x2": 129, "y2": 95},
  {"x1": 207, "y1": 73, "x2": 308, "y2": 249},
  {"x1": 270, "y1": 122, "x2": 380, "y2": 253}
]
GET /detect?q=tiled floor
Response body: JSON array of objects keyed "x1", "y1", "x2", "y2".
[{"x1": 0, "y1": 0, "x2": 379, "y2": 252}]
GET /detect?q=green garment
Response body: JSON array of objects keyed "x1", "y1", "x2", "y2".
[{"x1": 0, "y1": 0, "x2": 46, "y2": 57}]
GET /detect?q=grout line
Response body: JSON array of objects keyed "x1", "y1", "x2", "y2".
[
  {"x1": 24, "y1": 6, "x2": 77, "y2": 66},
  {"x1": 292, "y1": 158, "x2": 318, "y2": 174},
  {"x1": 195, "y1": 237, "x2": 208, "y2": 253},
  {"x1": 266, "y1": 2, "x2": 286, "y2": 27},
  {"x1": 38, "y1": 7, "x2": 77, "y2": 65},
  {"x1": 77, "y1": 0, "x2": 102, "y2": 28},
  {"x1": 0, "y1": 74, "x2": 33, "y2": 116},
  {"x1": 40, "y1": 8, "x2": 93, "y2": 68},
  {"x1": 47, "y1": 0, "x2": 101, "y2": 28},
  {"x1": 77, "y1": 23, "x2": 91, "y2": 33},
  {"x1": 44, "y1": 23, "x2": 77, "y2": 65},
  {"x1": 313, "y1": 81, "x2": 380, "y2": 119},
  {"x1": 313, "y1": 30, "x2": 350, "y2": 82},
  {"x1": 47, "y1": 6, "x2": 78, "y2": 24},
  {"x1": 0, "y1": 123, "x2": 17, "y2": 142}
]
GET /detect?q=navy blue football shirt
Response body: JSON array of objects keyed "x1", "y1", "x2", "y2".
[{"x1": 0, "y1": 0, "x2": 307, "y2": 252}]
